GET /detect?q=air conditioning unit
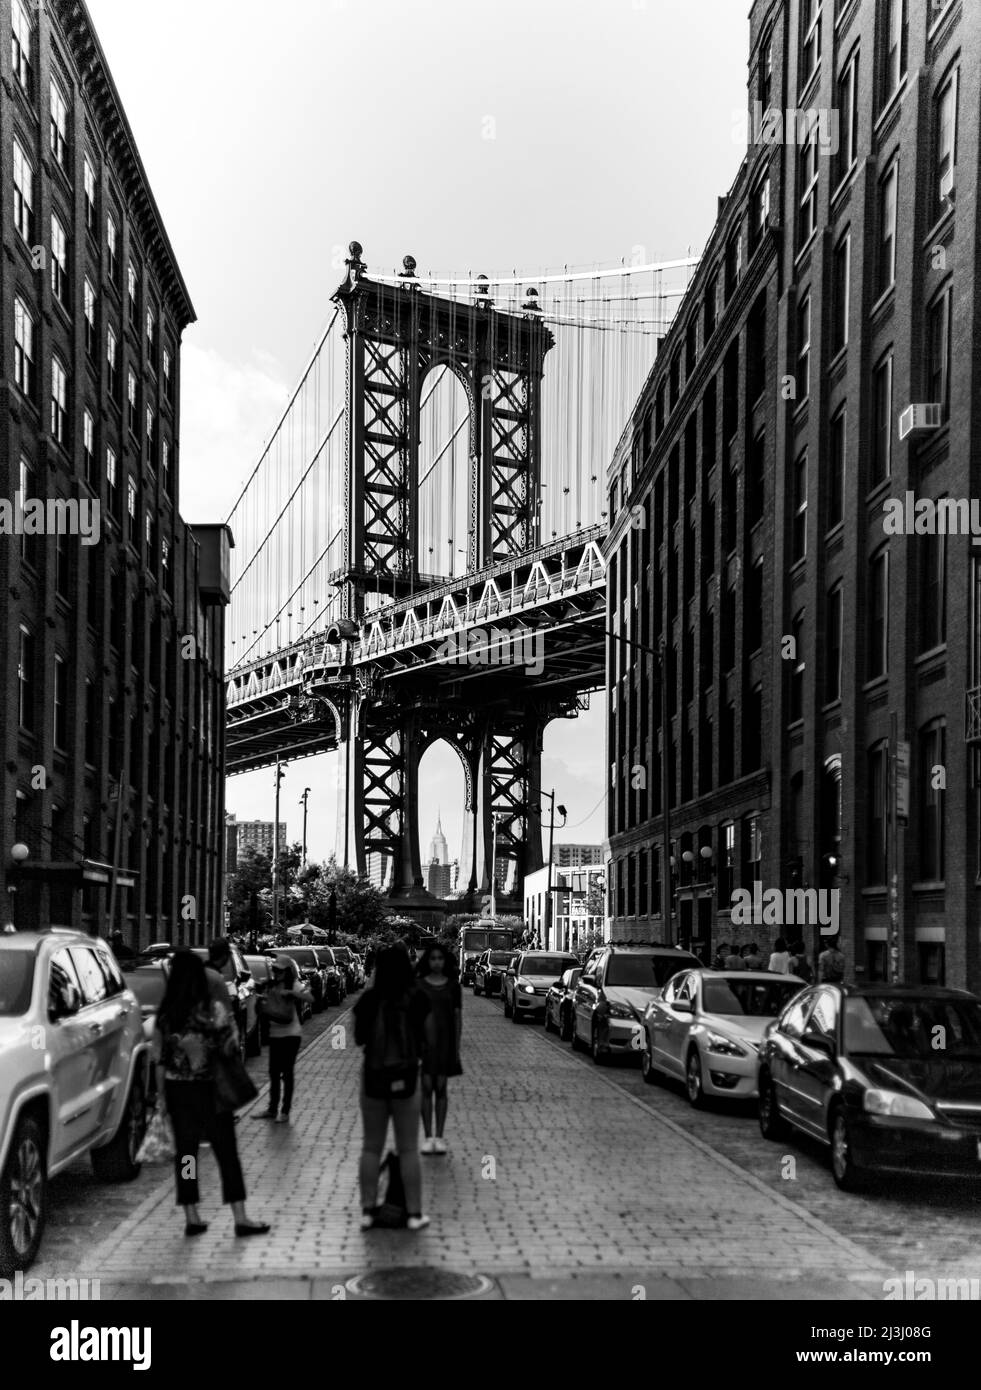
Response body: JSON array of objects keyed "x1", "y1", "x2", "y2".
[{"x1": 898, "y1": 403, "x2": 943, "y2": 440}]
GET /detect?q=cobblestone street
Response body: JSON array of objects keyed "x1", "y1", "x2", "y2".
[{"x1": 29, "y1": 995, "x2": 981, "y2": 1300}]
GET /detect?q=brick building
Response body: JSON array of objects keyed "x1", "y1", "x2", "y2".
[
  {"x1": 606, "y1": 0, "x2": 978, "y2": 987},
  {"x1": 0, "y1": 0, "x2": 230, "y2": 946}
]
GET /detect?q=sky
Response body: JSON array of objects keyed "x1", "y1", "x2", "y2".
[{"x1": 86, "y1": 0, "x2": 749, "y2": 866}]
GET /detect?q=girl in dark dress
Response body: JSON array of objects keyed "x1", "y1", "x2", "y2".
[{"x1": 416, "y1": 944, "x2": 463, "y2": 1156}]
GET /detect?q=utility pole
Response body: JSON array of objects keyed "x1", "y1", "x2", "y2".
[
  {"x1": 272, "y1": 758, "x2": 286, "y2": 936},
  {"x1": 489, "y1": 811, "x2": 499, "y2": 920},
  {"x1": 300, "y1": 788, "x2": 311, "y2": 867},
  {"x1": 540, "y1": 790, "x2": 567, "y2": 952}
]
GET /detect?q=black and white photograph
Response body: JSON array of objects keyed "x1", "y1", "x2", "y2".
[{"x1": 0, "y1": 0, "x2": 977, "y2": 1352}]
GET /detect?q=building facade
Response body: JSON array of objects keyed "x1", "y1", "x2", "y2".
[
  {"x1": 554, "y1": 843, "x2": 605, "y2": 868},
  {"x1": 234, "y1": 820, "x2": 288, "y2": 862},
  {"x1": 606, "y1": 0, "x2": 979, "y2": 988},
  {"x1": 524, "y1": 862, "x2": 606, "y2": 952},
  {"x1": 0, "y1": 0, "x2": 229, "y2": 947}
]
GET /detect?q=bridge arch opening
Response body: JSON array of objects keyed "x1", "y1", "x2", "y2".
[
  {"x1": 417, "y1": 738, "x2": 469, "y2": 901},
  {"x1": 418, "y1": 366, "x2": 471, "y2": 583}
]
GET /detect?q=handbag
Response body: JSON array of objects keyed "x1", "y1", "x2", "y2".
[
  {"x1": 262, "y1": 986, "x2": 295, "y2": 1026},
  {"x1": 214, "y1": 1049, "x2": 259, "y2": 1113},
  {"x1": 136, "y1": 1103, "x2": 175, "y2": 1164}
]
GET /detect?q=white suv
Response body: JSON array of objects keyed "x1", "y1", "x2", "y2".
[{"x1": 0, "y1": 930, "x2": 150, "y2": 1274}]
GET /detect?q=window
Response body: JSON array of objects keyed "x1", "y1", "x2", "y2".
[
  {"x1": 18, "y1": 626, "x2": 35, "y2": 732},
  {"x1": 927, "y1": 285, "x2": 952, "y2": 414},
  {"x1": 935, "y1": 68, "x2": 958, "y2": 211},
  {"x1": 796, "y1": 294, "x2": 811, "y2": 401},
  {"x1": 725, "y1": 227, "x2": 742, "y2": 299},
  {"x1": 145, "y1": 509, "x2": 155, "y2": 557},
  {"x1": 107, "y1": 213, "x2": 118, "y2": 284},
  {"x1": 867, "y1": 743, "x2": 888, "y2": 884},
  {"x1": 71, "y1": 949, "x2": 109, "y2": 1007},
  {"x1": 792, "y1": 451, "x2": 808, "y2": 561},
  {"x1": 869, "y1": 547, "x2": 889, "y2": 678},
  {"x1": 161, "y1": 537, "x2": 171, "y2": 589},
  {"x1": 50, "y1": 356, "x2": 68, "y2": 445},
  {"x1": 798, "y1": 139, "x2": 819, "y2": 246},
  {"x1": 82, "y1": 410, "x2": 95, "y2": 482},
  {"x1": 83, "y1": 156, "x2": 96, "y2": 232},
  {"x1": 921, "y1": 527, "x2": 946, "y2": 650},
  {"x1": 106, "y1": 445, "x2": 118, "y2": 518},
  {"x1": 51, "y1": 214, "x2": 68, "y2": 307},
  {"x1": 163, "y1": 346, "x2": 174, "y2": 404},
  {"x1": 832, "y1": 231, "x2": 850, "y2": 352},
  {"x1": 835, "y1": 49, "x2": 860, "y2": 185},
  {"x1": 685, "y1": 315, "x2": 698, "y2": 375},
  {"x1": 669, "y1": 351, "x2": 680, "y2": 408},
  {"x1": 11, "y1": 0, "x2": 33, "y2": 95},
  {"x1": 49, "y1": 80, "x2": 68, "y2": 168},
  {"x1": 12, "y1": 138, "x2": 33, "y2": 244},
  {"x1": 871, "y1": 352, "x2": 892, "y2": 485},
  {"x1": 161, "y1": 437, "x2": 171, "y2": 495},
  {"x1": 759, "y1": 28, "x2": 772, "y2": 111},
  {"x1": 107, "y1": 324, "x2": 119, "y2": 400},
  {"x1": 749, "y1": 173, "x2": 770, "y2": 255},
  {"x1": 742, "y1": 815, "x2": 763, "y2": 892},
  {"x1": 919, "y1": 720, "x2": 945, "y2": 881},
  {"x1": 127, "y1": 369, "x2": 138, "y2": 434},
  {"x1": 828, "y1": 407, "x2": 845, "y2": 529},
  {"x1": 881, "y1": 0, "x2": 908, "y2": 107},
  {"x1": 19, "y1": 455, "x2": 39, "y2": 569},
  {"x1": 83, "y1": 278, "x2": 96, "y2": 356},
  {"x1": 801, "y1": 0, "x2": 822, "y2": 87},
  {"x1": 127, "y1": 475, "x2": 137, "y2": 540},
  {"x1": 719, "y1": 822, "x2": 735, "y2": 908},
  {"x1": 13, "y1": 296, "x2": 35, "y2": 398},
  {"x1": 146, "y1": 406, "x2": 156, "y2": 463},
  {"x1": 54, "y1": 656, "x2": 68, "y2": 752},
  {"x1": 878, "y1": 161, "x2": 898, "y2": 294},
  {"x1": 146, "y1": 307, "x2": 158, "y2": 367},
  {"x1": 825, "y1": 585, "x2": 842, "y2": 703},
  {"x1": 790, "y1": 611, "x2": 805, "y2": 723},
  {"x1": 704, "y1": 271, "x2": 718, "y2": 340},
  {"x1": 127, "y1": 262, "x2": 138, "y2": 325}
]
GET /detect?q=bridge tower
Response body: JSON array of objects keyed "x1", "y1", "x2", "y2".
[{"x1": 330, "y1": 244, "x2": 556, "y2": 912}]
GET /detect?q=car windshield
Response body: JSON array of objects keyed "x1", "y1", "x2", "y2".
[
  {"x1": 702, "y1": 976, "x2": 804, "y2": 1018},
  {"x1": 315, "y1": 950, "x2": 335, "y2": 965},
  {"x1": 606, "y1": 954, "x2": 699, "y2": 987},
  {"x1": 277, "y1": 949, "x2": 317, "y2": 967},
  {"x1": 0, "y1": 950, "x2": 35, "y2": 1016},
  {"x1": 844, "y1": 995, "x2": 981, "y2": 1059},
  {"x1": 488, "y1": 932, "x2": 515, "y2": 950},
  {"x1": 333, "y1": 949, "x2": 351, "y2": 961},
  {"x1": 521, "y1": 956, "x2": 575, "y2": 977},
  {"x1": 489, "y1": 952, "x2": 512, "y2": 966},
  {"x1": 245, "y1": 960, "x2": 271, "y2": 981}
]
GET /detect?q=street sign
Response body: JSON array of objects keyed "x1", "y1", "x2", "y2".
[{"x1": 895, "y1": 740, "x2": 910, "y2": 824}]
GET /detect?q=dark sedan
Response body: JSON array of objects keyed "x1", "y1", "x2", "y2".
[
  {"x1": 544, "y1": 967, "x2": 582, "y2": 1041},
  {"x1": 314, "y1": 947, "x2": 346, "y2": 1004},
  {"x1": 758, "y1": 983, "x2": 981, "y2": 1191},
  {"x1": 473, "y1": 950, "x2": 512, "y2": 998}
]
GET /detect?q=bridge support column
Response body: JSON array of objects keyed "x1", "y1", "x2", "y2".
[{"x1": 475, "y1": 712, "x2": 546, "y2": 908}]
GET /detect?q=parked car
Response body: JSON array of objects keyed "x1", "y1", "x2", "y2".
[
  {"x1": 473, "y1": 950, "x2": 513, "y2": 997},
  {"x1": 120, "y1": 956, "x2": 170, "y2": 1048},
  {"x1": 313, "y1": 947, "x2": 346, "y2": 1004},
  {"x1": 350, "y1": 954, "x2": 366, "y2": 988},
  {"x1": 0, "y1": 930, "x2": 150, "y2": 1275},
  {"x1": 544, "y1": 968, "x2": 582, "y2": 1040},
  {"x1": 190, "y1": 945, "x2": 261, "y2": 1056},
  {"x1": 330, "y1": 946, "x2": 361, "y2": 992},
  {"x1": 243, "y1": 954, "x2": 309, "y2": 1043},
  {"x1": 758, "y1": 983, "x2": 981, "y2": 1191},
  {"x1": 270, "y1": 947, "x2": 328, "y2": 1011},
  {"x1": 502, "y1": 951, "x2": 580, "y2": 1023},
  {"x1": 642, "y1": 969, "x2": 806, "y2": 1104},
  {"x1": 571, "y1": 945, "x2": 702, "y2": 1064}
]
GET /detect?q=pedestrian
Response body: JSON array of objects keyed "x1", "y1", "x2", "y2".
[
  {"x1": 788, "y1": 939, "x2": 814, "y2": 983},
  {"x1": 722, "y1": 944, "x2": 746, "y2": 970},
  {"x1": 109, "y1": 930, "x2": 137, "y2": 963},
  {"x1": 255, "y1": 958, "x2": 312, "y2": 1124},
  {"x1": 152, "y1": 949, "x2": 269, "y2": 1238},
  {"x1": 819, "y1": 936, "x2": 846, "y2": 983},
  {"x1": 712, "y1": 942, "x2": 730, "y2": 971},
  {"x1": 742, "y1": 942, "x2": 764, "y2": 970},
  {"x1": 353, "y1": 944, "x2": 432, "y2": 1232},
  {"x1": 767, "y1": 936, "x2": 791, "y2": 974},
  {"x1": 416, "y1": 943, "x2": 463, "y2": 1156}
]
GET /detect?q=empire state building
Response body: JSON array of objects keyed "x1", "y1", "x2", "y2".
[{"x1": 427, "y1": 814, "x2": 454, "y2": 897}]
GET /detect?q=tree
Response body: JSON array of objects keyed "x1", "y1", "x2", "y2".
[
  {"x1": 226, "y1": 849, "x2": 272, "y2": 938},
  {"x1": 296, "y1": 857, "x2": 389, "y2": 939}
]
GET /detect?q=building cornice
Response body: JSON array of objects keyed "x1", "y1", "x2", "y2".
[{"x1": 53, "y1": 0, "x2": 196, "y2": 331}]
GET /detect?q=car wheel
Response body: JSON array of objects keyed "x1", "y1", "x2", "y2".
[
  {"x1": 0, "y1": 1114, "x2": 47, "y2": 1276},
  {"x1": 758, "y1": 1071, "x2": 789, "y2": 1141},
  {"x1": 544, "y1": 1005, "x2": 555, "y2": 1033},
  {"x1": 685, "y1": 1049, "x2": 706, "y2": 1108},
  {"x1": 473, "y1": 981, "x2": 482, "y2": 997},
  {"x1": 503, "y1": 992, "x2": 512, "y2": 1018},
  {"x1": 571, "y1": 1020, "x2": 585, "y2": 1052},
  {"x1": 591, "y1": 1025, "x2": 608, "y2": 1065},
  {"x1": 641, "y1": 1042, "x2": 660, "y2": 1085},
  {"x1": 830, "y1": 1106, "x2": 866, "y2": 1192},
  {"x1": 512, "y1": 1002, "x2": 523, "y2": 1024},
  {"x1": 91, "y1": 1072, "x2": 146, "y2": 1183}
]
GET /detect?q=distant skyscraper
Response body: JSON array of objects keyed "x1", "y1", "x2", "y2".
[{"x1": 428, "y1": 813, "x2": 449, "y2": 866}]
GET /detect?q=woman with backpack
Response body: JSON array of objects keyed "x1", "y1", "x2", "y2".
[
  {"x1": 353, "y1": 944, "x2": 433, "y2": 1231},
  {"x1": 255, "y1": 958, "x2": 312, "y2": 1123},
  {"x1": 153, "y1": 950, "x2": 270, "y2": 1238},
  {"x1": 416, "y1": 943, "x2": 463, "y2": 1156}
]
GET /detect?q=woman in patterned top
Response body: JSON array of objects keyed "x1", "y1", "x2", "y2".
[{"x1": 153, "y1": 950, "x2": 269, "y2": 1238}]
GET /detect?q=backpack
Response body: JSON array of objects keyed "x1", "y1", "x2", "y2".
[{"x1": 364, "y1": 997, "x2": 419, "y2": 1100}]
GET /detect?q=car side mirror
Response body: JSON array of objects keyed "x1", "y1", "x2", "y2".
[{"x1": 801, "y1": 1031, "x2": 835, "y2": 1056}]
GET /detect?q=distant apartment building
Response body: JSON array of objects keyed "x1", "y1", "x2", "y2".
[
  {"x1": 605, "y1": 0, "x2": 979, "y2": 988},
  {"x1": 234, "y1": 819, "x2": 287, "y2": 861},
  {"x1": 555, "y1": 843, "x2": 604, "y2": 868}
]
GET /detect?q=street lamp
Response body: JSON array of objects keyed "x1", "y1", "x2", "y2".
[
  {"x1": 539, "y1": 791, "x2": 567, "y2": 951},
  {"x1": 299, "y1": 788, "x2": 311, "y2": 867},
  {"x1": 7, "y1": 844, "x2": 29, "y2": 933}
]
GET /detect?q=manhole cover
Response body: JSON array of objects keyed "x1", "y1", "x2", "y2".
[{"x1": 346, "y1": 1267, "x2": 494, "y2": 1300}]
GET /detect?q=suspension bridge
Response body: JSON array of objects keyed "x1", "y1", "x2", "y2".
[{"x1": 224, "y1": 243, "x2": 697, "y2": 910}]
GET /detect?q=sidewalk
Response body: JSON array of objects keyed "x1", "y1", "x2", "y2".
[{"x1": 75, "y1": 998, "x2": 888, "y2": 1300}]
